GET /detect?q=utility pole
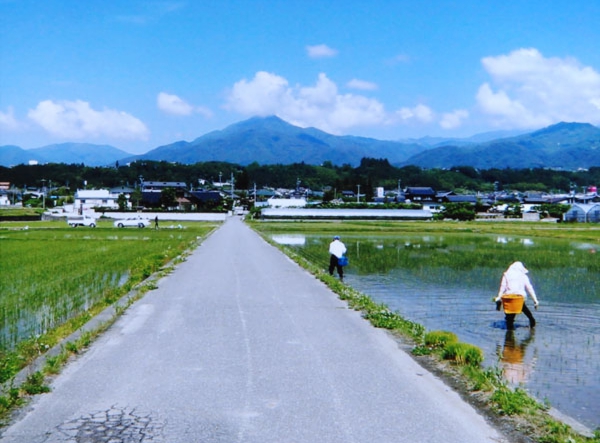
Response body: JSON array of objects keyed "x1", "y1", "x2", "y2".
[
  {"x1": 41, "y1": 179, "x2": 46, "y2": 209},
  {"x1": 357, "y1": 184, "x2": 360, "y2": 203}
]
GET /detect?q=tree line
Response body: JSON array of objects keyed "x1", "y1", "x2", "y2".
[{"x1": 2, "y1": 158, "x2": 599, "y2": 195}]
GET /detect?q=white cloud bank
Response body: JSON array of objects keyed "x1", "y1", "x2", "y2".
[
  {"x1": 27, "y1": 100, "x2": 149, "y2": 140},
  {"x1": 477, "y1": 48, "x2": 600, "y2": 128},
  {"x1": 225, "y1": 72, "x2": 388, "y2": 134},
  {"x1": 221, "y1": 48, "x2": 600, "y2": 137}
]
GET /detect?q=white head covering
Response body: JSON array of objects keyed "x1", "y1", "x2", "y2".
[{"x1": 506, "y1": 261, "x2": 528, "y2": 275}]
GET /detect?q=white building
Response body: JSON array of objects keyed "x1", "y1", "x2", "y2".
[
  {"x1": 0, "y1": 191, "x2": 9, "y2": 206},
  {"x1": 267, "y1": 197, "x2": 307, "y2": 208},
  {"x1": 73, "y1": 189, "x2": 119, "y2": 213}
]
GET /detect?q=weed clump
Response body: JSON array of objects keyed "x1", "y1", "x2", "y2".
[
  {"x1": 442, "y1": 342, "x2": 484, "y2": 366},
  {"x1": 424, "y1": 330, "x2": 458, "y2": 348},
  {"x1": 21, "y1": 372, "x2": 50, "y2": 395}
]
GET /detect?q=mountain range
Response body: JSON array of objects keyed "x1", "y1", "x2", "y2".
[
  {"x1": 0, "y1": 143, "x2": 131, "y2": 168},
  {"x1": 1, "y1": 117, "x2": 599, "y2": 170}
]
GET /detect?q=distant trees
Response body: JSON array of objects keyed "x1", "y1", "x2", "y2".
[
  {"x1": 117, "y1": 193, "x2": 128, "y2": 211},
  {"x1": 440, "y1": 202, "x2": 476, "y2": 221},
  {"x1": 536, "y1": 203, "x2": 570, "y2": 219},
  {"x1": 1, "y1": 159, "x2": 600, "y2": 196},
  {"x1": 160, "y1": 187, "x2": 177, "y2": 209}
]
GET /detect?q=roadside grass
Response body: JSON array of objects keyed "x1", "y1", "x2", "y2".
[
  {"x1": 0, "y1": 221, "x2": 219, "y2": 421},
  {"x1": 251, "y1": 220, "x2": 600, "y2": 443}
]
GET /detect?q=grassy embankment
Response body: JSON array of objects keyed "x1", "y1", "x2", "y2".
[
  {"x1": 250, "y1": 220, "x2": 600, "y2": 443},
  {"x1": 0, "y1": 219, "x2": 219, "y2": 419}
]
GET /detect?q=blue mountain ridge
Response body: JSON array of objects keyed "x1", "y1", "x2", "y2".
[{"x1": 1, "y1": 117, "x2": 599, "y2": 169}]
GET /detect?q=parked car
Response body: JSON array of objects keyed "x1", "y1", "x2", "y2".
[
  {"x1": 113, "y1": 216, "x2": 149, "y2": 228},
  {"x1": 67, "y1": 215, "x2": 97, "y2": 228}
]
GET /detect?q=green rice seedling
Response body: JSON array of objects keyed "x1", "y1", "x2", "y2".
[
  {"x1": 442, "y1": 342, "x2": 484, "y2": 366},
  {"x1": 0, "y1": 223, "x2": 218, "y2": 382},
  {"x1": 424, "y1": 330, "x2": 458, "y2": 349}
]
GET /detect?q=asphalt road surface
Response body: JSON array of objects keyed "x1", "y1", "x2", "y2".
[{"x1": 1, "y1": 217, "x2": 507, "y2": 443}]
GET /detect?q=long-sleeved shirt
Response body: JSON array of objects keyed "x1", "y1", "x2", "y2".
[
  {"x1": 329, "y1": 240, "x2": 347, "y2": 258},
  {"x1": 495, "y1": 261, "x2": 539, "y2": 304}
]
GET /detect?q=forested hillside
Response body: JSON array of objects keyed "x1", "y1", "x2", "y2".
[{"x1": 2, "y1": 159, "x2": 599, "y2": 195}]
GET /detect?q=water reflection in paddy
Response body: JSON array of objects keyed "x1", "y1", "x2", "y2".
[{"x1": 276, "y1": 233, "x2": 600, "y2": 430}]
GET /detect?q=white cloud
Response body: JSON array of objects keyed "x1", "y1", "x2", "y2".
[
  {"x1": 347, "y1": 79, "x2": 378, "y2": 91},
  {"x1": 157, "y1": 92, "x2": 214, "y2": 118},
  {"x1": 225, "y1": 71, "x2": 386, "y2": 134},
  {"x1": 440, "y1": 109, "x2": 469, "y2": 129},
  {"x1": 477, "y1": 48, "x2": 600, "y2": 128},
  {"x1": 396, "y1": 104, "x2": 434, "y2": 124},
  {"x1": 306, "y1": 44, "x2": 338, "y2": 59},
  {"x1": 28, "y1": 100, "x2": 149, "y2": 140},
  {"x1": 225, "y1": 71, "x2": 292, "y2": 116},
  {"x1": 0, "y1": 107, "x2": 20, "y2": 131},
  {"x1": 157, "y1": 92, "x2": 194, "y2": 115}
]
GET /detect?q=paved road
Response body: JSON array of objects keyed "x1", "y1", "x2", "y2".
[{"x1": 1, "y1": 217, "x2": 507, "y2": 442}]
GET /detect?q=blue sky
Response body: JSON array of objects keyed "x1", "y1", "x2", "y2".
[{"x1": 1, "y1": 0, "x2": 600, "y2": 154}]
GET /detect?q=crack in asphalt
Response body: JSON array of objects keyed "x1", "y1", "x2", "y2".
[{"x1": 50, "y1": 405, "x2": 164, "y2": 443}]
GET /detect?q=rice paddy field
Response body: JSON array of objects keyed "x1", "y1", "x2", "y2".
[
  {"x1": 253, "y1": 220, "x2": 600, "y2": 431},
  {"x1": 0, "y1": 220, "x2": 219, "y2": 356}
]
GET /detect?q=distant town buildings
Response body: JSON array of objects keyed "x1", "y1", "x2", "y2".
[{"x1": 1, "y1": 177, "x2": 599, "y2": 222}]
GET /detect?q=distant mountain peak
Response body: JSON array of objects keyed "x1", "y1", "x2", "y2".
[
  {"x1": 531, "y1": 121, "x2": 598, "y2": 137},
  {"x1": 2, "y1": 119, "x2": 599, "y2": 169},
  {"x1": 230, "y1": 115, "x2": 292, "y2": 130}
]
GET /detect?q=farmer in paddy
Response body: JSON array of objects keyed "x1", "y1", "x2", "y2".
[
  {"x1": 494, "y1": 261, "x2": 539, "y2": 330},
  {"x1": 328, "y1": 235, "x2": 347, "y2": 281}
]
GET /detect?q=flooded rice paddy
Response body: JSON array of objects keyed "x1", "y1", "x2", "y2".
[{"x1": 272, "y1": 232, "x2": 600, "y2": 430}]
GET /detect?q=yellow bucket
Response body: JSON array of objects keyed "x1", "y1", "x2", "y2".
[{"x1": 501, "y1": 294, "x2": 524, "y2": 314}]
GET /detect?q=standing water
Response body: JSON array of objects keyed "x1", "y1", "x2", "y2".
[{"x1": 275, "y1": 233, "x2": 600, "y2": 431}]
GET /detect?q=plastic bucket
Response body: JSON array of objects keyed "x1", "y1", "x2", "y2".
[{"x1": 501, "y1": 294, "x2": 524, "y2": 314}]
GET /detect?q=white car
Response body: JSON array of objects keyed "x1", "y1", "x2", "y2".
[
  {"x1": 113, "y1": 216, "x2": 150, "y2": 228},
  {"x1": 67, "y1": 215, "x2": 97, "y2": 228}
]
